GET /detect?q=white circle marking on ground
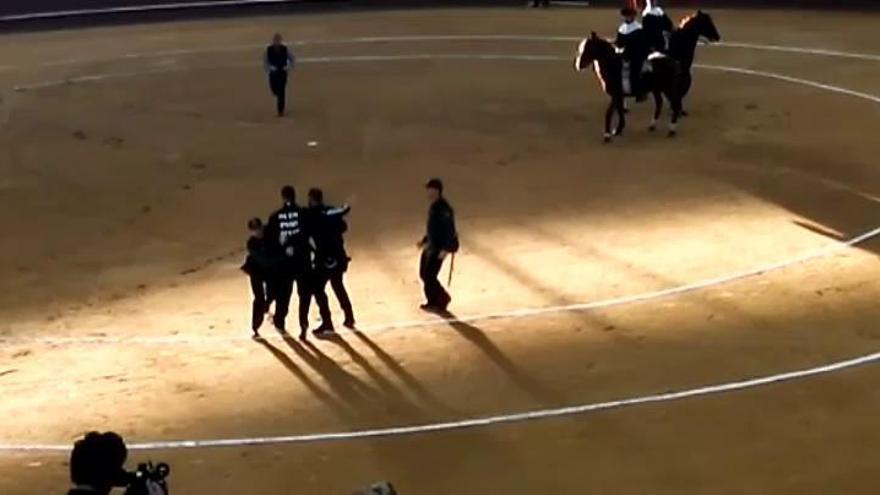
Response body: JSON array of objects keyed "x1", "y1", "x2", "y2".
[
  {"x1": 4, "y1": 35, "x2": 877, "y2": 70},
  {"x1": 3, "y1": 54, "x2": 880, "y2": 346},
  {"x1": 1, "y1": 41, "x2": 879, "y2": 452}
]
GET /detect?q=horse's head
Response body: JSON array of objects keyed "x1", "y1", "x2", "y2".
[
  {"x1": 574, "y1": 32, "x2": 612, "y2": 72},
  {"x1": 683, "y1": 10, "x2": 721, "y2": 43}
]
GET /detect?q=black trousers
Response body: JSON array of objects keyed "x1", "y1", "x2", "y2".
[
  {"x1": 420, "y1": 249, "x2": 450, "y2": 308},
  {"x1": 272, "y1": 274, "x2": 294, "y2": 331},
  {"x1": 299, "y1": 270, "x2": 333, "y2": 330},
  {"x1": 328, "y1": 269, "x2": 355, "y2": 324},
  {"x1": 314, "y1": 261, "x2": 355, "y2": 325},
  {"x1": 268, "y1": 70, "x2": 288, "y2": 115},
  {"x1": 530, "y1": 0, "x2": 549, "y2": 6},
  {"x1": 272, "y1": 273, "x2": 330, "y2": 332},
  {"x1": 249, "y1": 274, "x2": 270, "y2": 331}
]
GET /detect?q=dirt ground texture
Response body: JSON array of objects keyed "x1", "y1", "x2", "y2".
[{"x1": 0, "y1": 5, "x2": 879, "y2": 495}]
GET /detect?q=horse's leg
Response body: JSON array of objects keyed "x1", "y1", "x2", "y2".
[
  {"x1": 668, "y1": 91, "x2": 682, "y2": 137},
  {"x1": 649, "y1": 89, "x2": 662, "y2": 131},
  {"x1": 680, "y1": 71, "x2": 693, "y2": 117},
  {"x1": 615, "y1": 96, "x2": 627, "y2": 137},
  {"x1": 603, "y1": 99, "x2": 615, "y2": 143}
]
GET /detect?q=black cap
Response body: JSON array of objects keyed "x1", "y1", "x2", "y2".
[
  {"x1": 308, "y1": 188, "x2": 323, "y2": 203},
  {"x1": 281, "y1": 185, "x2": 296, "y2": 203},
  {"x1": 425, "y1": 178, "x2": 444, "y2": 193},
  {"x1": 247, "y1": 217, "x2": 263, "y2": 230}
]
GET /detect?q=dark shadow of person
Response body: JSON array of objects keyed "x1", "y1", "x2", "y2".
[
  {"x1": 320, "y1": 333, "x2": 428, "y2": 416},
  {"x1": 252, "y1": 336, "x2": 355, "y2": 420},
  {"x1": 436, "y1": 310, "x2": 561, "y2": 406},
  {"x1": 350, "y1": 330, "x2": 454, "y2": 413},
  {"x1": 280, "y1": 333, "x2": 375, "y2": 401}
]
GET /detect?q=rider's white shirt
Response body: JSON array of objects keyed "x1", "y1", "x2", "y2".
[
  {"x1": 618, "y1": 21, "x2": 642, "y2": 35},
  {"x1": 643, "y1": 6, "x2": 665, "y2": 17}
]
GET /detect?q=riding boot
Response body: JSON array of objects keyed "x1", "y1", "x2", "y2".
[
  {"x1": 634, "y1": 75, "x2": 648, "y2": 102},
  {"x1": 634, "y1": 70, "x2": 648, "y2": 102}
]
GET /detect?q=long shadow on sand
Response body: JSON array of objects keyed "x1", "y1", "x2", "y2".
[
  {"x1": 350, "y1": 330, "x2": 452, "y2": 412},
  {"x1": 320, "y1": 332, "x2": 426, "y2": 416},
  {"x1": 253, "y1": 336, "x2": 356, "y2": 421},
  {"x1": 437, "y1": 310, "x2": 561, "y2": 406},
  {"x1": 280, "y1": 333, "x2": 376, "y2": 404}
]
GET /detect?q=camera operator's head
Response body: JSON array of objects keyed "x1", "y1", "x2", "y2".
[{"x1": 69, "y1": 431, "x2": 128, "y2": 495}]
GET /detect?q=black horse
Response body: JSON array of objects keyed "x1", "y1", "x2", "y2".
[
  {"x1": 574, "y1": 32, "x2": 683, "y2": 142},
  {"x1": 667, "y1": 10, "x2": 722, "y2": 114}
]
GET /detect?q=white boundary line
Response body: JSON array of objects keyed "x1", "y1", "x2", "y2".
[
  {"x1": 4, "y1": 55, "x2": 880, "y2": 347},
  {"x1": 718, "y1": 41, "x2": 880, "y2": 63},
  {"x1": 1, "y1": 42, "x2": 880, "y2": 452},
  {"x1": 5, "y1": 220, "x2": 880, "y2": 346},
  {"x1": 0, "y1": 0, "x2": 299, "y2": 23},
  {"x1": 2, "y1": 35, "x2": 874, "y2": 71},
  {"x1": 4, "y1": 350, "x2": 878, "y2": 452}
]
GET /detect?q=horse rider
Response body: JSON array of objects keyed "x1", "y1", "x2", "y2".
[
  {"x1": 614, "y1": 6, "x2": 650, "y2": 101},
  {"x1": 641, "y1": 0, "x2": 674, "y2": 52}
]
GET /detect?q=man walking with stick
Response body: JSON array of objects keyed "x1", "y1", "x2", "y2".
[
  {"x1": 264, "y1": 33, "x2": 295, "y2": 117},
  {"x1": 417, "y1": 178, "x2": 459, "y2": 313}
]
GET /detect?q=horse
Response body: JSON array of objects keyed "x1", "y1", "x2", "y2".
[
  {"x1": 667, "y1": 10, "x2": 722, "y2": 114},
  {"x1": 574, "y1": 32, "x2": 683, "y2": 143}
]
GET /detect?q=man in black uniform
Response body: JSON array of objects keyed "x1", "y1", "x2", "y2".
[
  {"x1": 307, "y1": 188, "x2": 356, "y2": 333},
  {"x1": 264, "y1": 33, "x2": 295, "y2": 117},
  {"x1": 418, "y1": 178, "x2": 459, "y2": 313},
  {"x1": 241, "y1": 217, "x2": 277, "y2": 338},
  {"x1": 266, "y1": 185, "x2": 328, "y2": 338},
  {"x1": 615, "y1": 7, "x2": 650, "y2": 101},
  {"x1": 641, "y1": 0, "x2": 674, "y2": 53}
]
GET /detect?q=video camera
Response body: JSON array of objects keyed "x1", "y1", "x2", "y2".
[
  {"x1": 120, "y1": 462, "x2": 171, "y2": 495},
  {"x1": 354, "y1": 481, "x2": 398, "y2": 495}
]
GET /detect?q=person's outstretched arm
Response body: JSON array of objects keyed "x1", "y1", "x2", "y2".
[{"x1": 323, "y1": 204, "x2": 351, "y2": 218}]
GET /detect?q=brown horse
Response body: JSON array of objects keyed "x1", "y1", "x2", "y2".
[{"x1": 574, "y1": 32, "x2": 683, "y2": 143}]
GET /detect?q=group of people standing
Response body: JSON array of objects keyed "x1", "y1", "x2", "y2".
[
  {"x1": 259, "y1": 30, "x2": 464, "y2": 337},
  {"x1": 242, "y1": 186, "x2": 355, "y2": 339},
  {"x1": 243, "y1": 179, "x2": 459, "y2": 339}
]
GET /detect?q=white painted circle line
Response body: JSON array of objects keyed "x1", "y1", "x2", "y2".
[
  {"x1": 4, "y1": 56, "x2": 880, "y2": 347},
  {"x1": 1, "y1": 45, "x2": 879, "y2": 453},
  {"x1": 3, "y1": 350, "x2": 877, "y2": 453},
  {"x1": 0, "y1": 35, "x2": 873, "y2": 71}
]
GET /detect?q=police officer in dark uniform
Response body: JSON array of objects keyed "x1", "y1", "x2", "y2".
[
  {"x1": 418, "y1": 178, "x2": 459, "y2": 313},
  {"x1": 641, "y1": 0, "x2": 674, "y2": 52},
  {"x1": 241, "y1": 217, "x2": 277, "y2": 338},
  {"x1": 615, "y1": 7, "x2": 650, "y2": 101},
  {"x1": 264, "y1": 33, "x2": 295, "y2": 117},
  {"x1": 307, "y1": 188, "x2": 356, "y2": 333},
  {"x1": 265, "y1": 185, "x2": 319, "y2": 338}
]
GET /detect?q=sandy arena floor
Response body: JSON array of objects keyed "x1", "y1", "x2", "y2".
[{"x1": 0, "y1": 5, "x2": 879, "y2": 495}]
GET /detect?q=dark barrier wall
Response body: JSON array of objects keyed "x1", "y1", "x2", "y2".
[
  {"x1": 2, "y1": 0, "x2": 877, "y2": 22},
  {"x1": 0, "y1": 0, "x2": 297, "y2": 17}
]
